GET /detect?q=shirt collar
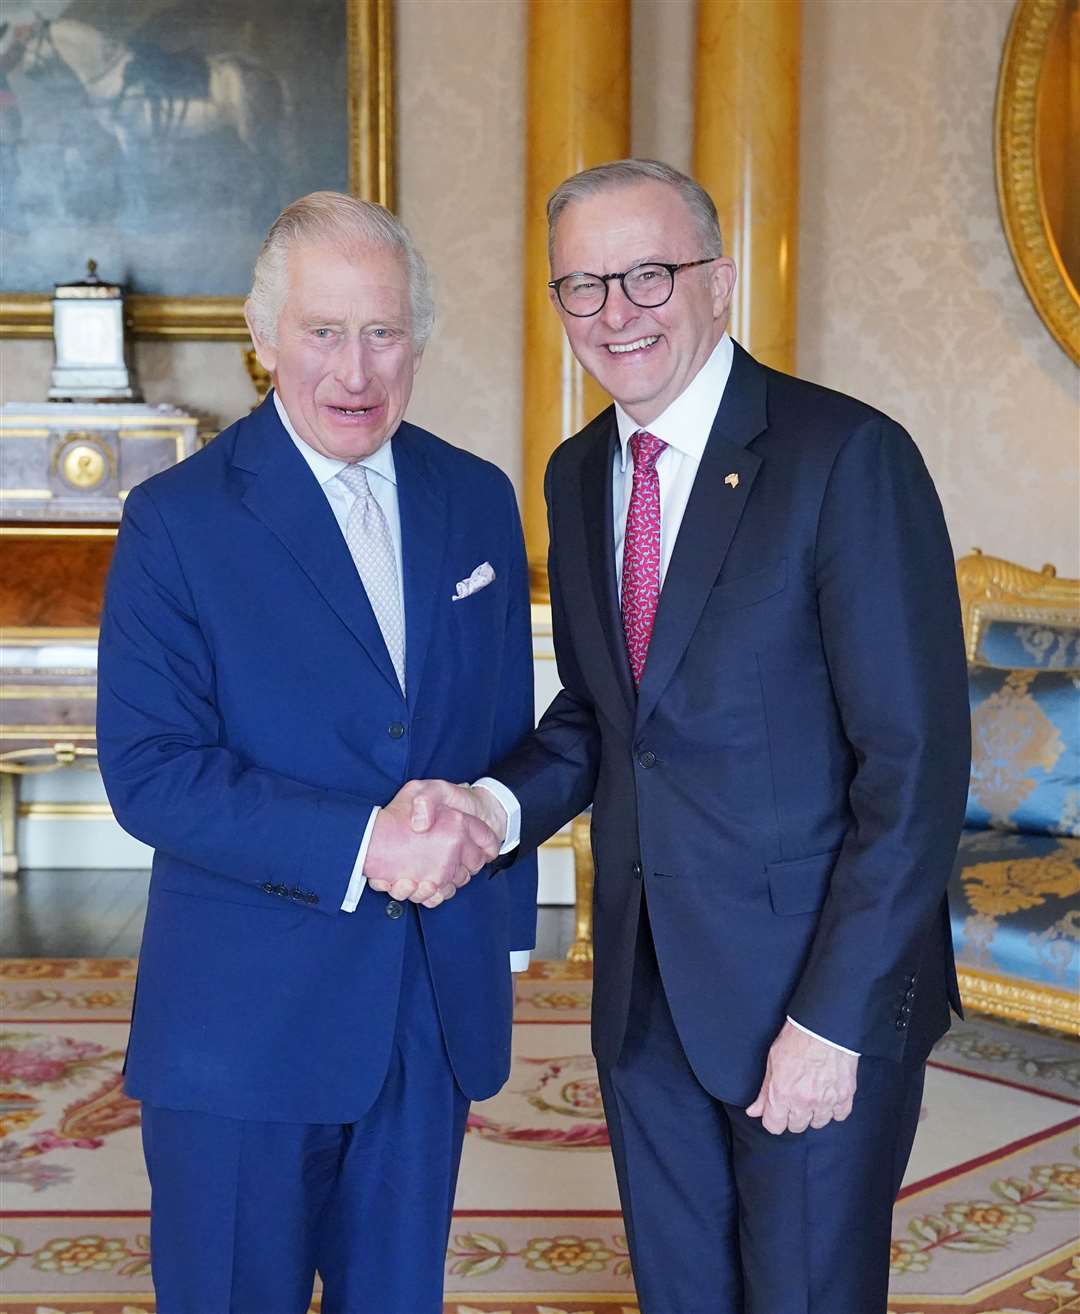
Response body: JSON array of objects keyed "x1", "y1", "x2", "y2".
[
  {"x1": 614, "y1": 333, "x2": 734, "y2": 470},
  {"x1": 272, "y1": 389, "x2": 397, "y2": 487}
]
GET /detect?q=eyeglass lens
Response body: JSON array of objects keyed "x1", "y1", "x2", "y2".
[{"x1": 558, "y1": 264, "x2": 674, "y2": 315}]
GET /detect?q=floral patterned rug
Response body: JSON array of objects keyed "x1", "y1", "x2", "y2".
[{"x1": 0, "y1": 958, "x2": 1077, "y2": 1314}]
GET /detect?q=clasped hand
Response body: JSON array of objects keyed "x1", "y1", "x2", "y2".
[
  {"x1": 364, "y1": 780, "x2": 508, "y2": 909},
  {"x1": 746, "y1": 1020, "x2": 859, "y2": 1135}
]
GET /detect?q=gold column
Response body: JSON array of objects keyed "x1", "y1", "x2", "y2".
[
  {"x1": 693, "y1": 0, "x2": 801, "y2": 373},
  {"x1": 523, "y1": 0, "x2": 631, "y2": 599}
]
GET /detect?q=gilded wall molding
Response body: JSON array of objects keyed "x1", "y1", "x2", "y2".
[{"x1": 995, "y1": 0, "x2": 1080, "y2": 365}]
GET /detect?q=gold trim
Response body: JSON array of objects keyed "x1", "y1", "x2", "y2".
[
  {"x1": 530, "y1": 601, "x2": 553, "y2": 635},
  {"x1": 995, "y1": 0, "x2": 1080, "y2": 365},
  {"x1": 0, "y1": 686, "x2": 95, "y2": 699},
  {"x1": 0, "y1": 0, "x2": 395, "y2": 341},
  {"x1": 0, "y1": 744, "x2": 98, "y2": 773},
  {"x1": 529, "y1": 558, "x2": 551, "y2": 604},
  {"x1": 0, "y1": 725, "x2": 96, "y2": 737},
  {"x1": 540, "y1": 831, "x2": 571, "y2": 849},
  {"x1": 956, "y1": 548, "x2": 1079, "y2": 662},
  {"x1": 0, "y1": 526, "x2": 117, "y2": 538},
  {"x1": 0, "y1": 627, "x2": 99, "y2": 642},
  {"x1": 957, "y1": 966, "x2": 1079, "y2": 1035},
  {"x1": 17, "y1": 801, "x2": 114, "y2": 820},
  {"x1": 452, "y1": 1298, "x2": 634, "y2": 1307},
  {"x1": 2, "y1": 414, "x2": 193, "y2": 427}
]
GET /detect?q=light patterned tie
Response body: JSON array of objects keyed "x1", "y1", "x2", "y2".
[
  {"x1": 621, "y1": 429, "x2": 667, "y2": 687},
  {"x1": 336, "y1": 463, "x2": 406, "y2": 693}
]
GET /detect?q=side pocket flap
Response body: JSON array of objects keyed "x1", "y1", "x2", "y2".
[{"x1": 767, "y1": 848, "x2": 841, "y2": 915}]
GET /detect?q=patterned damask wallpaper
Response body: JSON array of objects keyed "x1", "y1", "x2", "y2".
[
  {"x1": 1, "y1": 0, "x2": 1075, "y2": 572},
  {"x1": 797, "y1": 0, "x2": 1078, "y2": 575}
]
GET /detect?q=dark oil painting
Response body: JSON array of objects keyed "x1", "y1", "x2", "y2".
[{"x1": 0, "y1": 0, "x2": 350, "y2": 297}]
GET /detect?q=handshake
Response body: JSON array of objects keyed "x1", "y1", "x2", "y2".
[{"x1": 363, "y1": 780, "x2": 509, "y2": 908}]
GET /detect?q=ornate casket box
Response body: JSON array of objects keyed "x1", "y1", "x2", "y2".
[{"x1": 0, "y1": 402, "x2": 198, "y2": 872}]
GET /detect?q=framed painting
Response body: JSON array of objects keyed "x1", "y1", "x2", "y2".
[{"x1": 0, "y1": 0, "x2": 393, "y2": 340}]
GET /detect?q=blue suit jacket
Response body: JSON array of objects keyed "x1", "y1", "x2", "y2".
[
  {"x1": 496, "y1": 344, "x2": 970, "y2": 1104},
  {"x1": 97, "y1": 395, "x2": 537, "y2": 1123}
]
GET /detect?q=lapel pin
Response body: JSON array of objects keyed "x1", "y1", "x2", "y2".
[{"x1": 724, "y1": 472, "x2": 739, "y2": 489}]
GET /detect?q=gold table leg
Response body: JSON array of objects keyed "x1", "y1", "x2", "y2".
[
  {"x1": 567, "y1": 812, "x2": 594, "y2": 962},
  {"x1": 0, "y1": 773, "x2": 19, "y2": 878}
]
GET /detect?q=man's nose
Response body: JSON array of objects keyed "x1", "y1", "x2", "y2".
[
  {"x1": 599, "y1": 280, "x2": 638, "y2": 331},
  {"x1": 335, "y1": 338, "x2": 370, "y2": 392}
]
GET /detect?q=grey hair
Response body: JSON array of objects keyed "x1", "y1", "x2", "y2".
[
  {"x1": 247, "y1": 191, "x2": 435, "y2": 349},
  {"x1": 547, "y1": 159, "x2": 724, "y2": 268}
]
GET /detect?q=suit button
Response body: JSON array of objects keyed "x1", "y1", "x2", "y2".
[
  {"x1": 905, "y1": 987, "x2": 916, "y2": 1001},
  {"x1": 637, "y1": 750, "x2": 656, "y2": 769},
  {"x1": 261, "y1": 882, "x2": 274, "y2": 894},
  {"x1": 631, "y1": 861, "x2": 642, "y2": 879},
  {"x1": 388, "y1": 722, "x2": 405, "y2": 739},
  {"x1": 385, "y1": 899, "x2": 404, "y2": 919},
  {"x1": 896, "y1": 1018, "x2": 908, "y2": 1030}
]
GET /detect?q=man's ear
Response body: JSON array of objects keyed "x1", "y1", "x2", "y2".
[
  {"x1": 710, "y1": 258, "x2": 737, "y2": 321},
  {"x1": 244, "y1": 299, "x2": 278, "y2": 375}
]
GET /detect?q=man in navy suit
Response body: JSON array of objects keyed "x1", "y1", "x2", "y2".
[
  {"x1": 411, "y1": 160, "x2": 970, "y2": 1312},
  {"x1": 96, "y1": 192, "x2": 537, "y2": 1314}
]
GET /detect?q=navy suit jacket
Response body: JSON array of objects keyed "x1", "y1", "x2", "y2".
[
  {"x1": 97, "y1": 395, "x2": 537, "y2": 1123},
  {"x1": 496, "y1": 344, "x2": 970, "y2": 1105}
]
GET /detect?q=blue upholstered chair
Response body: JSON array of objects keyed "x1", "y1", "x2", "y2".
[{"x1": 951, "y1": 552, "x2": 1080, "y2": 1034}]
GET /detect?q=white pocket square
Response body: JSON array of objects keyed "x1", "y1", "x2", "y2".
[{"x1": 452, "y1": 561, "x2": 496, "y2": 601}]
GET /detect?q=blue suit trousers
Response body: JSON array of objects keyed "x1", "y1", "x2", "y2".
[
  {"x1": 599, "y1": 898, "x2": 925, "y2": 1314},
  {"x1": 141, "y1": 905, "x2": 468, "y2": 1314}
]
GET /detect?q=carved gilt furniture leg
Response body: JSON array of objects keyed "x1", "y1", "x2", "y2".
[
  {"x1": 568, "y1": 812, "x2": 594, "y2": 962},
  {"x1": 0, "y1": 773, "x2": 19, "y2": 879}
]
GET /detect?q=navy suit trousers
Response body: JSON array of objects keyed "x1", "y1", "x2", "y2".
[
  {"x1": 141, "y1": 904, "x2": 468, "y2": 1314},
  {"x1": 599, "y1": 899, "x2": 925, "y2": 1314}
]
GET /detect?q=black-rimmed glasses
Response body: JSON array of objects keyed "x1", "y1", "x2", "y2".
[{"x1": 548, "y1": 258, "x2": 718, "y2": 317}]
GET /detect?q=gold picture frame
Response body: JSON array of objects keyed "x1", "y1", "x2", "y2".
[
  {"x1": 995, "y1": 0, "x2": 1080, "y2": 367},
  {"x1": 0, "y1": 0, "x2": 394, "y2": 342}
]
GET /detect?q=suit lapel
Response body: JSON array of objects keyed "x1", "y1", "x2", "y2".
[
  {"x1": 235, "y1": 397, "x2": 402, "y2": 697},
  {"x1": 392, "y1": 425, "x2": 448, "y2": 710},
  {"x1": 635, "y1": 344, "x2": 768, "y2": 730},
  {"x1": 577, "y1": 415, "x2": 637, "y2": 726}
]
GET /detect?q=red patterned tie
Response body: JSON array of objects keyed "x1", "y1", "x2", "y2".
[{"x1": 621, "y1": 429, "x2": 667, "y2": 687}]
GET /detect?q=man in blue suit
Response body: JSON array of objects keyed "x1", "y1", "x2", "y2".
[
  {"x1": 96, "y1": 191, "x2": 537, "y2": 1314},
  {"x1": 411, "y1": 160, "x2": 971, "y2": 1312}
]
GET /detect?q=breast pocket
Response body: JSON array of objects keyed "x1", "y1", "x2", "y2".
[{"x1": 709, "y1": 557, "x2": 787, "y2": 612}]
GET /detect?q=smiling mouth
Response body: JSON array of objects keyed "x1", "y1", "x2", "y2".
[
  {"x1": 607, "y1": 335, "x2": 659, "y2": 355},
  {"x1": 329, "y1": 404, "x2": 377, "y2": 416}
]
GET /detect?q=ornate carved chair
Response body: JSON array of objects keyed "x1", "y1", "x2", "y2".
[{"x1": 950, "y1": 552, "x2": 1079, "y2": 1033}]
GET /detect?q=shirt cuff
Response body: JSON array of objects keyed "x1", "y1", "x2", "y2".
[
  {"x1": 786, "y1": 1015, "x2": 861, "y2": 1057},
  {"x1": 472, "y1": 777, "x2": 521, "y2": 854},
  {"x1": 509, "y1": 950, "x2": 531, "y2": 973},
  {"x1": 341, "y1": 806, "x2": 379, "y2": 912}
]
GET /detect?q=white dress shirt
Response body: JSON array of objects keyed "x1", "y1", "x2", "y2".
[
  {"x1": 479, "y1": 340, "x2": 857, "y2": 1051},
  {"x1": 275, "y1": 394, "x2": 529, "y2": 970}
]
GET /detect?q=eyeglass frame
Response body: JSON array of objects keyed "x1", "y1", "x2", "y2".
[{"x1": 547, "y1": 257, "x2": 719, "y2": 317}]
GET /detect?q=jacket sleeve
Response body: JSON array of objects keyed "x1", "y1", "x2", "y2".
[
  {"x1": 96, "y1": 483, "x2": 375, "y2": 913},
  {"x1": 493, "y1": 456, "x2": 602, "y2": 856},
  {"x1": 785, "y1": 417, "x2": 971, "y2": 1057}
]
